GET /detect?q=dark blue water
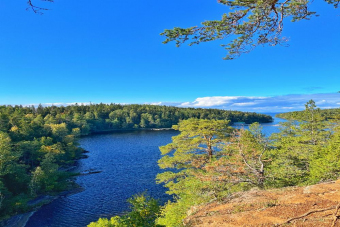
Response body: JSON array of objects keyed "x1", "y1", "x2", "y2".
[
  {"x1": 26, "y1": 114, "x2": 285, "y2": 227},
  {"x1": 26, "y1": 130, "x2": 178, "y2": 227}
]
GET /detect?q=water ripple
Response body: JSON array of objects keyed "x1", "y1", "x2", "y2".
[{"x1": 26, "y1": 130, "x2": 177, "y2": 227}]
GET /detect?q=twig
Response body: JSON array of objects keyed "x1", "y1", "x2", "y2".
[
  {"x1": 331, "y1": 202, "x2": 340, "y2": 227},
  {"x1": 27, "y1": 0, "x2": 53, "y2": 14}
]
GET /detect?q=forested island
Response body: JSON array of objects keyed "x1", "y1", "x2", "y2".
[
  {"x1": 276, "y1": 106, "x2": 340, "y2": 121},
  {"x1": 0, "y1": 103, "x2": 272, "y2": 221}
]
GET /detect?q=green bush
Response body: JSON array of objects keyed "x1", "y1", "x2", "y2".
[{"x1": 88, "y1": 194, "x2": 162, "y2": 227}]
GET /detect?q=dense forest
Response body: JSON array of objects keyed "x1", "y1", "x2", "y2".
[
  {"x1": 0, "y1": 103, "x2": 271, "y2": 220},
  {"x1": 1, "y1": 103, "x2": 272, "y2": 134},
  {"x1": 88, "y1": 100, "x2": 340, "y2": 226}
]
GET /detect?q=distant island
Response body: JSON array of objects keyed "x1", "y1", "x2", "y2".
[{"x1": 276, "y1": 107, "x2": 340, "y2": 121}]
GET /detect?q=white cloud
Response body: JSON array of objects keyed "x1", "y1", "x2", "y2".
[
  {"x1": 180, "y1": 96, "x2": 239, "y2": 107},
  {"x1": 175, "y1": 93, "x2": 340, "y2": 112},
  {"x1": 150, "y1": 102, "x2": 162, "y2": 105},
  {"x1": 19, "y1": 93, "x2": 340, "y2": 113},
  {"x1": 231, "y1": 102, "x2": 257, "y2": 106},
  {"x1": 315, "y1": 100, "x2": 326, "y2": 105}
]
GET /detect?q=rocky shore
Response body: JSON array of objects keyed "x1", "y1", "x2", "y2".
[{"x1": 0, "y1": 186, "x2": 84, "y2": 227}]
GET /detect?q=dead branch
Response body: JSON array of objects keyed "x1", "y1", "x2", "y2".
[
  {"x1": 331, "y1": 202, "x2": 340, "y2": 227},
  {"x1": 278, "y1": 205, "x2": 336, "y2": 225},
  {"x1": 27, "y1": 0, "x2": 53, "y2": 14}
]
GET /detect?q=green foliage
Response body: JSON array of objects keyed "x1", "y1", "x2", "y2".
[
  {"x1": 159, "y1": 118, "x2": 231, "y2": 165},
  {"x1": 161, "y1": 0, "x2": 338, "y2": 59},
  {"x1": 267, "y1": 123, "x2": 313, "y2": 187},
  {"x1": 156, "y1": 101, "x2": 340, "y2": 225},
  {"x1": 87, "y1": 217, "x2": 121, "y2": 227},
  {"x1": 124, "y1": 194, "x2": 161, "y2": 226},
  {"x1": 156, "y1": 121, "x2": 272, "y2": 225},
  {"x1": 219, "y1": 123, "x2": 270, "y2": 189},
  {"x1": 267, "y1": 100, "x2": 333, "y2": 187},
  {"x1": 0, "y1": 132, "x2": 17, "y2": 176},
  {"x1": 0, "y1": 104, "x2": 272, "y2": 135},
  {"x1": 277, "y1": 106, "x2": 340, "y2": 122},
  {"x1": 0, "y1": 109, "x2": 83, "y2": 218},
  {"x1": 156, "y1": 119, "x2": 234, "y2": 225},
  {"x1": 157, "y1": 119, "x2": 232, "y2": 186},
  {"x1": 87, "y1": 194, "x2": 162, "y2": 227},
  {"x1": 49, "y1": 123, "x2": 69, "y2": 142},
  {"x1": 30, "y1": 153, "x2": 59, "y2": 193},
  {"x1": 309, "y1": 127, "x2": 340, "y2": 183},
  {"x1": 156, "y1": 199, "x2": 188, "y2": 227},
  {"x1": 5, "y1": 101, "x2": 340, "y2": 226},
  {"x1": 0, "y1": 103, "x2": 270, "y2": 219}
]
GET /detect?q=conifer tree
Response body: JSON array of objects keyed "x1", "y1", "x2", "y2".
[{"x1": 161, "y1": 0, "x2": 339, "y2": 59}]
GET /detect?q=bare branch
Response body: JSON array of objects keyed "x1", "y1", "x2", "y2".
[
  {"x1": 331, "y1": 203, "x2": 340, "y2": 227},
  {"x1": 27, "y1": 0, "x2": 53, "y2": 14},
  {"x1": 279, "y1": 205, "x2": 336, "y2": 225}
]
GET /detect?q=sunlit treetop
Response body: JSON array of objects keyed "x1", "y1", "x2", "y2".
[{"x1": 161, "y1": 0, "x2": 339, "y2": 60}]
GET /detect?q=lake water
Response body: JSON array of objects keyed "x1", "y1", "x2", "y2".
[
  {"x1": 235, "y1": 113, "x2": 287, "y2": 136},
  {"x1": 26, "y1": 114, "x2": 284, "y2": 227}
]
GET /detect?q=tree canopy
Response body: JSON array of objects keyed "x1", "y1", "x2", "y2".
[
  {"x1": 152, "y1": 101, "x2": 340, "y2": 225},
  {"x1": 0, "y1": 103, "x2": 271, "y2": 219},
  {"x1": 161, "y1": 0, "x2": 339, "y2": 59},
  {"x1": 156, "y1": 119, "x2": 233, "y2": 226}
]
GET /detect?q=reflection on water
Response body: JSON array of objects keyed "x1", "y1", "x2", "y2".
[
  {"x1": 234, "y1": 113, "x2": 286, "y2": 136},
  {"x1": 26, "y1": 114, "x2": 284, "y2": 227}
]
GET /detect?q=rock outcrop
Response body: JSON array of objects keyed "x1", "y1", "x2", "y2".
[{"x1": 184, "y1": 180, "x2": 340, "y2": 226}]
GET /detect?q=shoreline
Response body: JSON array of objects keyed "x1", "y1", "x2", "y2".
[
  {"x1": 0, "y1": 128, "x2": 155, "y2": 227},
  {"x1": 0, "y1": 186, "x2": 85, "y2": 227},
  {"x1": 80, "y1": 121, "x2": 274, "y2": 137},
  {"x1": 3, "y1": 128, "x2": 175, "y2": 226},
  {"x1": 0, "y1": 155, "x2": 87, "y2": 227},
  {"x1": 1, "y1": 211, "x2": 35, "y2": 227},
  {"x1": 81, "y1": 128, "x2": 175, "y2": 137},
  {"x1": 1, "y1": 122, "x2": 274, "y2": 226}
]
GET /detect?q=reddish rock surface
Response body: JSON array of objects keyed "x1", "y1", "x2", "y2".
[{"x1": 184, "y1": 180, "x2": 340, "y2": 226}]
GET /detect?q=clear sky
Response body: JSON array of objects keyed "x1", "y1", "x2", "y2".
[{"x1": 0, "y1": 0, "x2": 339, "y2": 112}]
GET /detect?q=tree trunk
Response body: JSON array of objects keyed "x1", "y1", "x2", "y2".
[
  {"x1": 257, "y1": 171, "x2": 265, "y2": 189},
  {"x1": 207, "y1": 137, "x2": 213, "y2": 161}
]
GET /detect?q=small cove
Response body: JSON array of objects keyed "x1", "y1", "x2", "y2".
[{"x1": 25, "y1": 114, "x2": 284, "y2": 227}]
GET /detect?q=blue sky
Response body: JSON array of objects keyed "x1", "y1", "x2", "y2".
[{"x1": 0, "y1": 0, "x2": 339, "y2": 112}]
